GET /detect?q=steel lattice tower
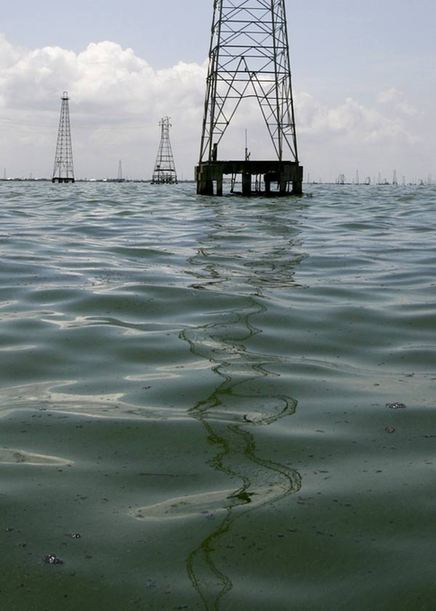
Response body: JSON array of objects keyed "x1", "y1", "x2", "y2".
[
  {"x1": 196, "y1": 0, "x2": 303, "y2": 196},
  {"x1": 151, "y1": 117, "x2": 178, "y2": 184},
  {"x1": 117, "y1": 160, "x2": 124, "y2": 182},
  {"x1": 52, "y1": 92, "x2": 75, "y2": 183}
]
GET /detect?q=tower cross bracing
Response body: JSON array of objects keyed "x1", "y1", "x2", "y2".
[
  {"x1": 196, "y1": 0, "x2": 303, "y2": 196},
  {"x1": 199, "y1": 0, "x2": 300, "y2": 166},
  {"x1": 152, "y1": 117, "x2": 178, "y2": 184},
  {"x1": 52, "y1": 91, "x2": 75, "y2": 183}
]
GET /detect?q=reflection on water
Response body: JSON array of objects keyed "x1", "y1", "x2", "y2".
[
  {"x1": 1, "y1": 184, "x2": 436, "y2": 609},
  {"x1": 181, "y1": 200, "x2": 304, "y2": 609}
]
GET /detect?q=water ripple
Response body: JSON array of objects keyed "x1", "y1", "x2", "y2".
[{"x1": 0, "y1": 182, "x2": 435, "y2": 610}]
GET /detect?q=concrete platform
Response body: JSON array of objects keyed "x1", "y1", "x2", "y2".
[{"x1": 195, "y1": 160, "x2": 303, "y2": 196}]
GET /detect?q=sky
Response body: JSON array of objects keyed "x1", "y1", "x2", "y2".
[{"x1": 0, "y1": 0, "x2": 435, "y2": 181}]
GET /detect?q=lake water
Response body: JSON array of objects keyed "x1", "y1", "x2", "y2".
[{"x1": 0, "y1": 181, "x2": 435, "y2": 610}]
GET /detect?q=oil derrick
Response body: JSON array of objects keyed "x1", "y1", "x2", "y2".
[
  {"x1": 117, "y1": 160, "x2": 125, "y2": 182},
  {"x1": 52, "y1": 92, "x2": 75, "y2": 183},
  {"x1": 196, "y1": 0, "x2": 303, "y2": 196},
  {"x1": 151, "y1": 117, "x2": 178, "y2": 184}
]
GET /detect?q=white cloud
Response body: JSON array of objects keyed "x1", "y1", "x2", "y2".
[
  {"x1": 296, "y1": 92, "x2": 415, "y2": 144},
  {"x1": 0, "y1": 34, "x2": 430, "y2": 180},
  {"x1": 0, "y1": 36, "x2": 208, "y2": 178},
  {"x1": 0, "y1": 34, "x2": 20, "y2": 69},
  {"x1": 377, "y1": 87, "x2": 418, "y2": 117},
  {"x1": 378, "y1": 87, "x2": 402, "y2": 104},
  {"x1": 0, "y1": 36, "x2": 206, "y2": 115}
]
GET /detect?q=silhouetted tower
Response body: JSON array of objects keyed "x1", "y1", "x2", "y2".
[
  {"x1": 52, "y1": 92, "x2": 75, "y2": 183},
  {"x1": 117, "y1": 160, "x2": 124, "y2": 182},
  {"x1": 196, "y1": 0, "x2": 303, "y2": 196},
  {"x1": 151, "y1": 117, "x2": 178, "y2": 184}
]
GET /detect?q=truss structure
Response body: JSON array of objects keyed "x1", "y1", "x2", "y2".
[
  {"x1": 151, "y1": 117, "x2": 178, "y2": 184},
  {"x1": 199, "y1": 0, "x2": 299, "y2": 164},
  {"x1": 52, "y1": 92, "x2": 75, "y2": 183}
]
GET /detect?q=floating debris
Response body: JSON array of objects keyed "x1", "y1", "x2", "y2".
[
  {"x1": 44, "y1": 554, "x2": 64, "y2": 565},
  {"x1": 145, "y1": 579, "x2": 157, "y2": 590},
  {"x1": 386, "y1": 402, "x2": 407, "y2": 410},
  {"x1": 385, "y1": 426, "x2": 396, "y2": 434}
]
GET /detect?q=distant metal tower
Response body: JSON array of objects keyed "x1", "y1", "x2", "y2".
[
  {"x1": 151, "y1": 117, "x2": 178, "y2": 184},
  {"x1": 52, "y1": 92, "x2": 75, "y2": 183},
  {"x1": 196, "y1": 0, "x2": 303, "y2": 196},
  {"x1": 117, "y1": 160, "x2": 125, "y2": 182}
]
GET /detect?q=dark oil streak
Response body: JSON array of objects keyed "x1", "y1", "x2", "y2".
[
  {"x1": 181, "y1": 303, "x2": 301, "y2": 609},
  {"x1": 179, "y1": 202, "x2": 304, "y2": 608}
]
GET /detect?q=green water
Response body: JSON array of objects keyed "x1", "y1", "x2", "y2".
[{"x1": 0, "y1": 182, "x2": 435, "y2": 610}]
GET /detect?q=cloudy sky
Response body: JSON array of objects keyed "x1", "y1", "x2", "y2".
[{"x1": 0, "y1": 0, "x2": 435, "y2": 181}]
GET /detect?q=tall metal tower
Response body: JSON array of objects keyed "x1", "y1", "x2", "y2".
[
  {"x1": 196, "y1": 0, "x2": 303, "y2": 196},
  {"x1": 52, "y1": 92, "x2": 75, "y2": 183},
  {"x1": 151, "y1": 117, "x2": 178, "y2": 184},
  {"x1": 117, "y1": 160, "x2": 124, "y2": 182}
]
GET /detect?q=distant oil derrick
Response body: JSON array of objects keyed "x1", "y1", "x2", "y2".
[
  {"x1": 196, "y1": 0, "x2": 303, "y2": 196},
  {"x1": 52, "y1": 92, "x2": 75, "y2": 183},
  {"x1": 151, "y1": 117, "x2": 178, "y2": 184},
  {"x1": 117, "y1": 160, "x2": 125, "y2": 182}
]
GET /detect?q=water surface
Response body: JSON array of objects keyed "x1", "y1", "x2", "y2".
[{"x1": 0, "y1": 182, "x2": 435, "y2": 610}]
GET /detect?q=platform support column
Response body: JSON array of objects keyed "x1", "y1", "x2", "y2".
[
  {"x1": 291, "y1": 165, "x2": 304, "y2": 195},
  {"x1": 242, "y1": 173, "x2": 251, "y2": 196},
  {"x1": 279, "y1": 169, "x2": 288, "y2": 195},
  {"x1": 216, "y1": 174, "x2": 223, "y2": 196}
]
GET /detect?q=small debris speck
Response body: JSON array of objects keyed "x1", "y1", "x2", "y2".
[
  {"x1": 386, "y1": 402, "x2": 407, "y2": 410},
  {"x1": 44, "y1": 554, "x2": 64, "y2": 565},
  {"x1": 145, "y1": 579, "x2": 157, "y2": 590}
]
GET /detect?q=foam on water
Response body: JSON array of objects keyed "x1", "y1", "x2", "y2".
[{"x1": 0, "y1": 448, "x2": 71, "y2": 466}]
